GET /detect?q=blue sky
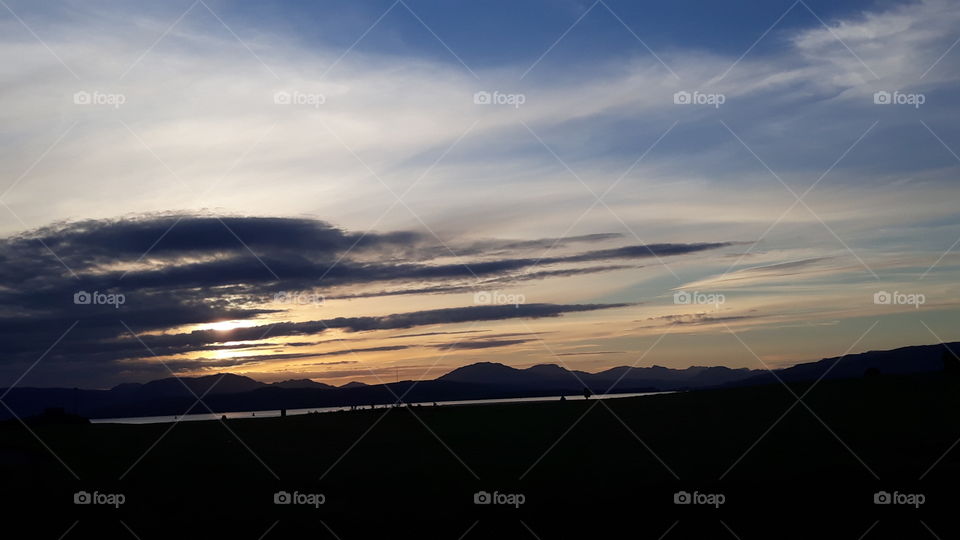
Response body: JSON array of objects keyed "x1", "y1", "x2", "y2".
[
  {"x1": 221, "y1": 0, "x2": 881, "y2": 63},
  {"x1": 0, "y1": 0, "x2": 958, "y2": 387}
]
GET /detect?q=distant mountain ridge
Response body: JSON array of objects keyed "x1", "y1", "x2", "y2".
[
  {"x1": 111, "y1": 373, "x2": 268, "y2": 399},
  {"x1": 437, "y1": 361, "x2": 754, "y2": 390},
  {"x1": 270, "y1": 379, "x2": 337, "y2": 390},
  {"x1": 109, "y1": 374, "x2": 338, "y2": 399},
  {"x1": 732, "y1": 342, "x2": 958, "y2": 387},
  {"x1": 1, "y1": 341, "x2": 956, "y2": 420}
]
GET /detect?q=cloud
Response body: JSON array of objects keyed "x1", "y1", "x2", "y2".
[
  {"x1": 644, "y1": 313, "x2": 756, "y2": 326},
  {"x1": 2, "y1": 0, "x2": 955, "y2": 243},
  {"x1": 555, "y1": 351, "x2": 624, "y2": 357},
  {"x1": 428, "y1": 332, "x2": 545, "y2": 351},
  {"x1": 387, "y1": 330, "x2": 490, "y2": 339},
  {"x1": 187, "y1": 346, "x2": 412, "y2": 367},
  {"x1": 2, "y1": 210, "x2": 740, "y2": 387},
  {"x1": 324, "y1": 265, "x2": 636, "y2": 300},
  {"x1": 0, "y1": 215, "x2": 729, "y2": 292},
  {"x1": 0, "y1": 215, "x2": 727, "y2": 345},
  {"x1": 432, "y1": 339, "x2": 533, "y2": 351}
]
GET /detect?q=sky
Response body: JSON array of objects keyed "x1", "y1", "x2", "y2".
[{"x1": 0, "y1": 0, "x2": 958, "y2": 389}]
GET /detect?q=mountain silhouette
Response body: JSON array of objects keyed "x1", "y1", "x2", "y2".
[
  {"x1": 438, "y1": 361, "x2": 754, "y2": 390},
  {"x1": 438, "y1": 362, "x2": 591, "y2": 387},
  {"x1": 271, "y1": 378, "x2": 336, "y2": 390},
  {"x1": 2, "y1": 341, "x2": 956, "y2": 420},
  {"x1": 729, "y1": 342, "x2": 958, "y2": 387},
  {"x1": 110, "y1": 373, "x2": 267, "y2": 400}
]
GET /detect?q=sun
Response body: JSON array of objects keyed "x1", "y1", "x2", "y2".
[{"x1": 201, "y1": 320, "x2": 259, "y2": 332}]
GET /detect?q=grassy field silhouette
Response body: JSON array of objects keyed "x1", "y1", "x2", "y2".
[{"x1": 2, "y1": 372, "x2": 958, "y2": 538}]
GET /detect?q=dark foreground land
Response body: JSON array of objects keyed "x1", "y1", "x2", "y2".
[{"x1": 1, "y1": 373, "x2": 958, "y2": 539}]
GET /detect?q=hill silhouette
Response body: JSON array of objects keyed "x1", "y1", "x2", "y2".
[
  {"x1": 1, "y1": 341, "x2": 957, "y2": 420},
  {"x1": 438, "y1": 361, "x2": 755, "y2": 390},
  {"x1": 730, "y1": 342, "x2": 958, "y2": 387},
  {"x1": 110, "y1": 372, "x2": 268, "y2": 399}
]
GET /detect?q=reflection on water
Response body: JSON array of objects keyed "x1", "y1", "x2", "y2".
[{"x1": 90, "y1": 391, "x2": 670, "y2": 425}]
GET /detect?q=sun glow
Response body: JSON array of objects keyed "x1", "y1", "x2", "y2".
[{"x1": 200, "y1": 320, "x2": 260, "y2": 332}]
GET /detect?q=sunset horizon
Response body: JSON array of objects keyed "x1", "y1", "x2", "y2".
[
  {"x1": 5, "y1": 211, "x2": 956, "y2": 390},
  {"x1": 2, "y1": 1, "x2": 959, "y2": 537},
  {"x1": 2, "y1": 1, "x2": 958, "y2": 393}
]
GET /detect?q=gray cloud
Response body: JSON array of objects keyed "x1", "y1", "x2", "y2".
[{"x1": 432, "y1": 339, "x2": 533, "y2": 351}]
